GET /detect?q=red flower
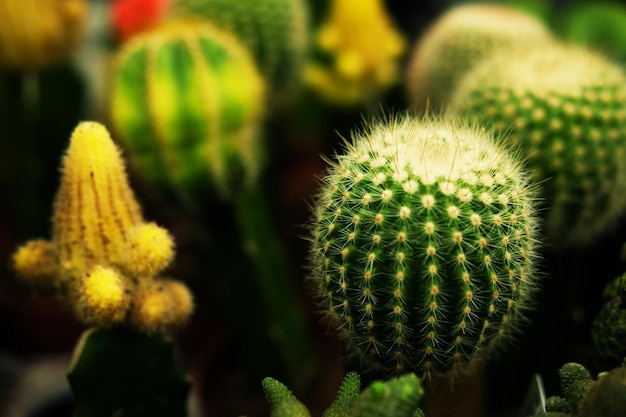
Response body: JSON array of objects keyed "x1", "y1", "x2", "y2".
[{"x1": 111, "y1": 0, "x2": 170, "y2": 41}]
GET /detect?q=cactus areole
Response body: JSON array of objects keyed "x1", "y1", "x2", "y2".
[{"x1": 308, "y1": 115, "x2": 540, "y2": 380}]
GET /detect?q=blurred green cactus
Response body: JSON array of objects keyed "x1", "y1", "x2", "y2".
[
  {"x1": 171, "y1": 0, "x2": 309, "y2": 103},
  {"x1": 450, "y1": 43, "x2": 626, "y2": 246},
  {"x1": 262, "y1": 372, "x2": 425, "y2": 417},
  {"x1": 308, "y1": 114, "x2": 540, "y2": 380},
  {"x1": 405, "y1": 3, "x2": 554, "y2": 111},
  {"x1": 110, "y1": 20, "x2": 266, "y2": 201}
]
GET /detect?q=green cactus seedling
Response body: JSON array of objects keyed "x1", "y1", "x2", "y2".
[
  {"x1": 405, "y1": 3, "x2": 554, "y2": 111},
  {"x1": 450, "y1": 43, "x2": 626, "y2": 246},
  {"x1": 308, "y1": 114, "x2": 540, "y2": 380},
  {"x1": 110, "y1": 20, "x2": 266, "y2": 201},
  {"x1": 171, "y1": 0, "x2": 309, "y2": 103}
]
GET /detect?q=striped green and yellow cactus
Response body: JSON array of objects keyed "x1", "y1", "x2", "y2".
[
  {"x1": 308, "y1": 114, "x2": 540, "y2": 380},
  {"x1": 450, "y1": 43, "x2": 626, "y2": 246},
  {"x1": 405, "y1": 3, "x2": 554, "y2": 111},
  {"x1": 170, "y1": 0, "x2": 309, "y2": 103},
  {"x1": 110, "y1": 20, "x2": 266, "y2": 201}
]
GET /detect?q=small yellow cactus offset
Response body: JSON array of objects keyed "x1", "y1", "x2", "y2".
[
  {"x1": 305, "y1": 0, "x2": 405, "y2": 105},
  {"x1": 12, "y1": 121, "x2": 193, "y2": 334}
]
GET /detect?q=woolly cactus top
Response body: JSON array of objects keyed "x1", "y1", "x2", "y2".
[{"x1": 309, "y1": 114, "x2": 540, "y2": 380}]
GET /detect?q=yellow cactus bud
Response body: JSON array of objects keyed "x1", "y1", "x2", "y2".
[
  {"x1": 12, "y1": 239, "x2": 58, "y2": 286},
  {"x1": 124, "y1": 222, "x2": 175, "y2": 278},
  {"x1": 130, "y1": 279, "x2": 193, "y2": 333},
  {"x1": 52, "y1": 121, "x2": 144, "y2": 283},
  {"x1": 77, "y1": 265, "x2": 131, "y2": 326}
]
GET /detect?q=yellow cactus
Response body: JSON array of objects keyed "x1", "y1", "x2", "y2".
[
  {"x1": 11, "y1": 121, "x2": 193, "y2": 335},
  {"x1": 124, "y1": 222, "x2": 175, "y2": 278},
  {"x1": 52, "y1": 121, "x2": 144, "y2": 284},
  {"x1": 305, "y1": 0, "x2": 405, "y2": 105},
  {"x1": 77, "y1": 266, "x2": 131, "y2": 326}
]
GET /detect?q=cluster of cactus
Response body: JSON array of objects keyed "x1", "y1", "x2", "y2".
[
  {"x1": 533, "y1": 362, "x2": 626, "y2": 417},
  {"x1": 405, "y1": 3, "x2": 554, "y2": 111},
  {"x1": 262, "y1": 372, "x2": 425, "y2": 417},
  {"x1": 449, "y1": 42, "x2": 626, "y2": 246},
  {"x1": 308, "y1": 114, "x2": 540, "y2": 380},
  {"x1": 12, "y1": 121, "x2": 193, "y2": 333},
  {"x1": 591, "y1": 274, "x2": 626, "y2": 371},
  {"x1": 0, "y1": 0, "x2": 87, "y2": 70},
  {"x1": 110, "y1": 20, "x2": 266, "y2": 201},
  {"x1": 304, "y1": 0, "x2": 405, "y2": 106},
  {"x1": 170, "y1": 0, "x2": 309, "y2": 102}
]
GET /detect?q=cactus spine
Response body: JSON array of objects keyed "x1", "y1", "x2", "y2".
[
  {"x1": 450, "y1": 43, "x2": 626, "y2": 246},
  {"x1": 308, "y1": 114, "x2": 540, "y2": 380},
  {"x1": 110, "y1": 20, "x2": 266, "y2": 201},
  {"x1": 405, "y1": 3, "x2": 554, "y2": 111}
]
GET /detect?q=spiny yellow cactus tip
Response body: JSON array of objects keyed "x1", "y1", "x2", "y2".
[
  {"x1": 77, "y1": 265, "x2": 130, "y2": 326},
  {"x1": 12, "y1": 240, "x2": 58, "y2": 286},
  {"x1": 125, "y1": 222, "x2": 175, "y2": 278},
  {"x1": 130, "y1": 279, "x2": 193, "y2": 333}
]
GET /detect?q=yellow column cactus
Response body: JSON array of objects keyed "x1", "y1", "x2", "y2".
[
  {"x1": 12, "y1": 121, "x2": 193, "y2": 334},
  {"x1": 305, "y1": 0, "x2": 405, "y2": 105}
]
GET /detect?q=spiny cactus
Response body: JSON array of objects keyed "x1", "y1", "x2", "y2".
[
  {"x1": 308, "y1": 114, "x2": 540, "y2": 380},
  {"x1": 262, "y1": 372, "x2": 425, "y2": 417},
  {"x1": 304, "y1": 0, "x2": 405, "y2": 106},
  {"x1": 12, "y1": 121, "x2": 193, "y2": 333},
  {"x1": 0, "y1": 0, "x2": 87, "y2": 69},
  {"x1": 591, "y1": 274, "x2": 626, "y2": 371},
  {"x1": 450, "y1": 43, "x2": 626, "y2": 246},
  {"x1": 171, "y1": 0, "x2": 309, "y2": 103},
  {"x1": 110, "y1": 20, "x2": 266, "y2": 201},
  {"x1": 405, "y1": 3, "x2": 554, "y2": 111}
]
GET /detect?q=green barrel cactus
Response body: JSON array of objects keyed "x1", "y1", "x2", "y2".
[
  {"x1": 405, "y1": 3, "x2": 554, "y2": 112},
  {"x1": 591, "y1": 274, "x2": 626, "y2": 371},
  {"x1": 308, "y1": 114, "x2": 540, "y2": 380},
  {"x1": 171, "y1": 0, "x2": 309, "y2": 103},
  {"x1": 110, "y1": 20, "x2": 266, "y2": 201},
  {"x1": 450, "y1": 43, "x2": 626, "y2": 246}
]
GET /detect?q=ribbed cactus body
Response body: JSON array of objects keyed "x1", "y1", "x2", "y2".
[
  {"x1": 405, "y1": 3, "x2": 553, "y2": 111},
  {"x1": 110, "y1": 21, "x2": 265, "y2": 200},
  {"x1": 172, "y1": 0, "x2": 309, "y2": 101},
  {"x1": 309, "y1": 115, "x2": 539, "y2": 380},
  {"x1": 450, "y1": 44, "x2": 626, "y2": 246},
  {"x1": 0, "y1": 0, "x2": 87, "y2": 69}
]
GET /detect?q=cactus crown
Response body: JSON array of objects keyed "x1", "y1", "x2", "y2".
[{"x1": 308, "y1": 113, "x2": 540, "y2": 380}]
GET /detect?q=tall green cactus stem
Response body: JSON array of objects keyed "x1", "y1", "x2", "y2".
[
  {"x1": 171, "y1": 0, "x2": 309, "y2": 103},
  {"x1": 110, "y1": 20, "x2": 265, "y2": 201},
  {"x1": 309, "y1": 114, "x2": 540, "y2": 380},
  {"x1": 405, "y1": 3, "x2": 554, "y2": 112},
  {"x1": 262, "y1": 372, "x2": 425, "y2": 417},
  {"x1": 450, "y1": 43, "x2": 626, "y2": 246}
]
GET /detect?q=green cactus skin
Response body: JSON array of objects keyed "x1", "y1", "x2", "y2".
[
  {"x1": 405, "y1": 3, "x2": 554, "y2": 112},
  {"x1": 450, "y1": 43, "x2": 626, "y2": 246},
  {"x1": 591, "y1": 293, "x2": 626, "y2": 371},
  {"x1": 308, "y1": 114, "x2": 540, "y2": 380},
  {"x1": 578, "y1": 367, "x2": 626, "y2": 417},
  {"x1": 171, "y1": 0, "x2": 309, "y2": 103},
  {"x1": 545, "y1": 396, "x2": 574, "y2": 414},
  {"x1": 110, "y1": 20, "x2": 265, "y2": 201},
  {"x1": 67, "y1": 327, "x2": 190, "y2": 417},
  {"x1": 262, "y1": 372, "x2": 425, "y2": 417}
]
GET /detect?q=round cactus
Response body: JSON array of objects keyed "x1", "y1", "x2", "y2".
[
  {"x1": 110, "y1": 20, "x2": 266, "y2": 200},
  {"x1": 171, "y1": 0, "x2": 309, "y2": 103},
  {"x1": 308, "y1": 114, "x2": 540, "y2": 380},
  {"x1": 0, "y1": 0, "x2": 87, "y2": 69},
  {"x1": 450, "y1": 43, "x2": 626, "y2": 246},
  {"x1": 405, "y1": 3, "x2": 554, "y2": 111}
]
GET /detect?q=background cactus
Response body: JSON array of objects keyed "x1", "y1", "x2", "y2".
[
  {"x1": 262, "y1": 372, "x2": 425, "y2": 417},
  {"x1": 110, "y1": 20, "x2": 266, "y2": 202},
  {"x1": 591, "y1": 274, "x2": 626, "y2": 371},
  {"x1": 405, "y1": 3, "x2": 554, "y2": 111},
  {"x1": 450, "y1": 43, "x2": 626, "y2": 246},
  {"x1": 170, "y1": 0, "x2": 309, "y2": 103},
  {"x1": 0, "y1": 0, "x2": 87, "y2": 70},
  {"x1": 308, "y1": 114, "x2": 540, "y2": 380}
]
